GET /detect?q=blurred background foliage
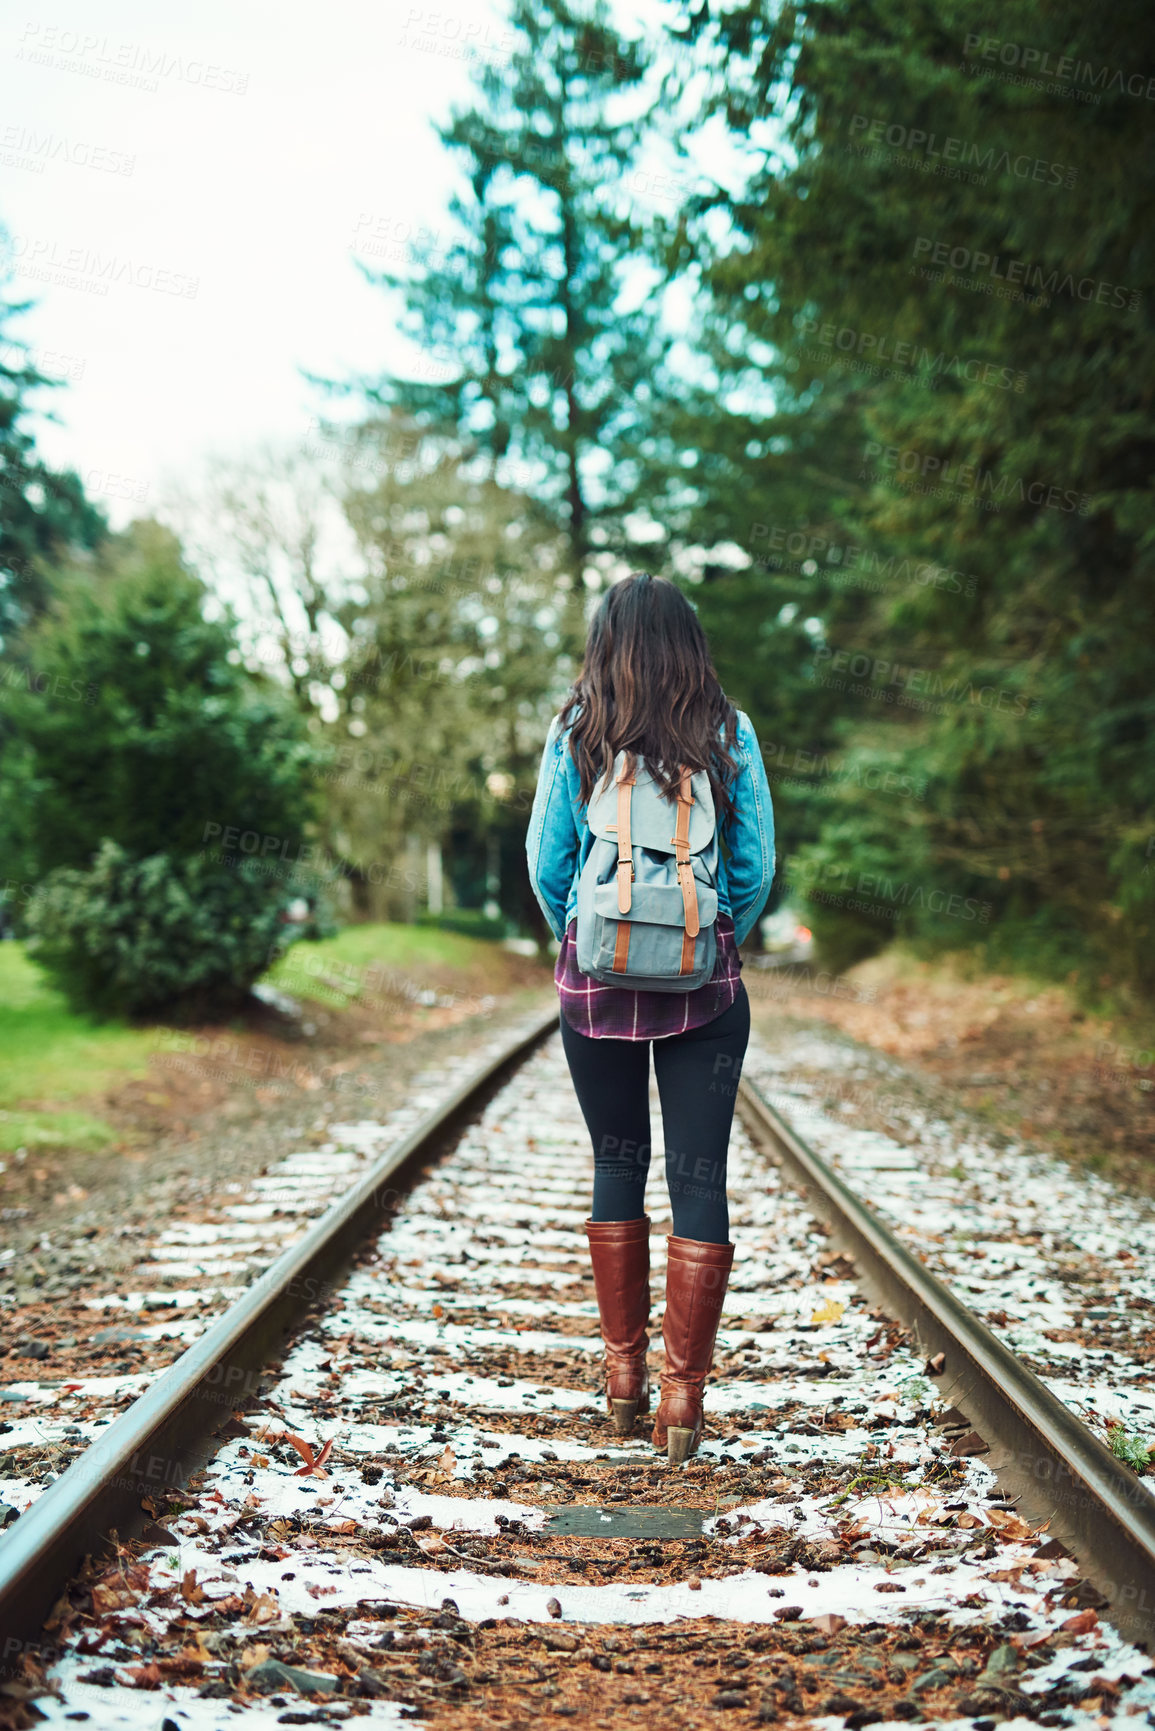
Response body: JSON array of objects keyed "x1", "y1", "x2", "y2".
[{"x1": 0, "y1": 0, "x2": 1151, "y2": 1015}]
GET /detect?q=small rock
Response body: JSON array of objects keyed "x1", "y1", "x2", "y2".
[
  {"x1": 245, "y1": 1659, "x2": 338, "y2": 1697},
  {"x1": 713, "y1": 1690, "x2": 749, "y2": 1709},
  {"x1": 687, "y1": 1577, "x2": 702, "y2": 1591},
  {"x1": 546, "y1": 1597, "x2": 563, "y2": 1618},
  {"x1": 772, "y1": 1604, "x2": 804, "y2": 1621}
]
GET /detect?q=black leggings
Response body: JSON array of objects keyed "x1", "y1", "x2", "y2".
[{"x1": 558, "y1": 984, "x2": 750, "y2": 1245}]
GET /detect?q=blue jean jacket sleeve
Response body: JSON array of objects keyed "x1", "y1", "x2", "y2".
[
  {"x1": 723, "y1": 710, "x2": 776, "y2": 946},
  {"x1": 525, "y1": 715, "x2": 578, "y2": 941}
]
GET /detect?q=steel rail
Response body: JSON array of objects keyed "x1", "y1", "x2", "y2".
[
  {"x1": 737, "y1": 1075, "x2": 1155, "y2": 1648},
  {"x1": 0, "y1": 1002, "x2": 560, "y2": 1662}
]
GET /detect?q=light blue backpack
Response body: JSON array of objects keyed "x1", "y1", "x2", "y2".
[{"x1": 575, "y1": 752, "x2": 719, "y2": 991}]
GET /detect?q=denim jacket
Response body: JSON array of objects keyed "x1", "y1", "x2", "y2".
[{"x1": 526, "y1": 708, "x2": 776, "y2": 947}]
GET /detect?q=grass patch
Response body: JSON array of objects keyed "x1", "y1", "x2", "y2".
[
  {"x1": 0, "y1": 926, "x2": 546, "y2": 1157},
  {"x1": 265, "y1": 922, "x2": 540, "y2": 1009},
  {"x1": 0, "y1": 944, "x2": 156, "y2": 1153}
]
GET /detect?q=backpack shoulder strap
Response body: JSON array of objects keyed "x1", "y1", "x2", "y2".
[
  {"x1": 672, "y1": 768, "x2": 701, "y2": 947},
  {"x1": 615, "y1": 763, "x2": 635, "y2": 914}
]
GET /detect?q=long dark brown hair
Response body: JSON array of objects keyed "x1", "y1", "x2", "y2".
[{"x1": 557, "y1": 572, "x2": 741, "y2": 822}]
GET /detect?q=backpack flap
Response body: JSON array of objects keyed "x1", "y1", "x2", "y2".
[
  {"x1": 587, "y1": 757, "x2": 715, "y2": 853},
  {"x1": 591, "y1": 879, "x2": 718, "y2": 929}
]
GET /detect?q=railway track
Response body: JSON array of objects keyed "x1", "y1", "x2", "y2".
[{"x1": 2, "y1": 1001, "x2": 1155, "y2": 1727}]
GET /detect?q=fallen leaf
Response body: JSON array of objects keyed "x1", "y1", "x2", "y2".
[
  {"x1": 284, "y1": 1433, "x2": 317, "y2": 1471},
  {"x1": 124, "y1": 1663, "x2": 163, "y2": 1689},
  {"x1": 1060, "y1": 1609, "x2": 1099, "y2": 1634},
  {"x1": 414, "y1": 1533, "x2": 447, "y2": 1554},
  {"x1": 245, "y1": 1593, "x2": 282, "y2": 1626},
  {"x1": 809, "y1": 1613, "x2": 847, "y2": 1635},
  {"x1": 810, "y1": 1298, "x2": 845, "y2": 1326},
  {"x1": 180, "y1": 1569, "x2": 204, "y2": 1605},
  {"x1": 285, "y1": 1433, "x2": 335, "y2": 1479},
  {"x1": 986, "y1": 1509, "x2": 1033, "y2": 1540},
  {"x1": 92, "y1": 1583, "x2": 135, "y2": 1614},
  {"x1": 947, "y1": 1430, "x2": 990, "y2": 1457}
]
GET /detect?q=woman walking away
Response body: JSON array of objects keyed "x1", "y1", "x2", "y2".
[{"x1": 526, "y1": 573, "x2": 775, "y2": 1463}]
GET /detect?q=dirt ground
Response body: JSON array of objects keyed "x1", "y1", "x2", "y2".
[
  {"x1": 0, "y1": 946, "x2": 553, "y2": 1307},
  {"x1": 744, "y1": 950, "x2": 1155, "y2": 1199},
  {"x1": 6, "y1": 940, "x2": 1152, "y2": 1290}
]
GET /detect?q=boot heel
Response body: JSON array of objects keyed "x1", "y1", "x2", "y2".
[
  {"x1": 610, "y1": 1399, "x2": 639, "y2": 1434},
  {"x1": 666, "y1": 1425, "x2": 696, "y2": 1465}
]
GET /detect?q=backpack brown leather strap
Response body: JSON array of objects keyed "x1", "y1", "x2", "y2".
[
  {"x1": 672, "y1": 767, "x2": 700, "y2": 950},
  {"x1": 613, "y1": 920, "x2": 631, "y2": 972},
  {"x1": 615, "y1": 765, "x2": 635, "y2": 915}
]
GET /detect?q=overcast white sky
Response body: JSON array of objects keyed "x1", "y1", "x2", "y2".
[{"x1": 1, "y1": 0, "x2": 695, "y2": 530}]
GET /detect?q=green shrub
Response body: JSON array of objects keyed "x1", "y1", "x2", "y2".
[
  {"x1": 0, "y1": 523, "x2": 324, "y2": 1015},
  {"x1": 26, "y1": 839, "x2": 297, "y2": 1019}
]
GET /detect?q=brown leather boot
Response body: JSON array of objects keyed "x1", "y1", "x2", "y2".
[
  {"x1": 652, "y1": 1235, "x2": 735, "y2": 1464},
  {"x1": 584, "y1": 1216, "x2": 652, "y2": 1435}
]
